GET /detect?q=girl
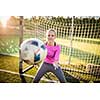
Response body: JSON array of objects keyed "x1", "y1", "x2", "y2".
[{"x1": 33, "y1": 29, "x2": 67, "y2": 83}]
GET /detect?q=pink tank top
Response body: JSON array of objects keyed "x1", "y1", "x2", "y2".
[{"x1": 44, "y1": 43, "x2": 61, "y2": 64}]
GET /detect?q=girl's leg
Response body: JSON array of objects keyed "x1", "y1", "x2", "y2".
[
  {"x1": 51, "y1": 65, "x2": 67, "y2": 83},
  {"x1": 33, "y1": 62, "x2": 48, "y2": 83}
]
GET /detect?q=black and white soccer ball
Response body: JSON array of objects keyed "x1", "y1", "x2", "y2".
[{"x1": 20, "y1": 38, "x2": 47, "y2": 65}]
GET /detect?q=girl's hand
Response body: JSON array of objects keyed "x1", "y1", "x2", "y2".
[{"x1": 53, "y1": 61, "x2": 59, "y2": 70}]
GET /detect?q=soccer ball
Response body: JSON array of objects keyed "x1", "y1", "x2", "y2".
[{"x1": 20, "y1": 38, "x2": 47, "y2": 65}]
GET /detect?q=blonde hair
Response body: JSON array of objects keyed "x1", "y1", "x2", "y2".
[{"x1": 46, "y1": 29, "x2": 56, "y2": 35}]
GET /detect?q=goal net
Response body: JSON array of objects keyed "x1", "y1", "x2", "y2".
[{"x1": 23, "y1": 16, "x2": 100, "y2": 82}]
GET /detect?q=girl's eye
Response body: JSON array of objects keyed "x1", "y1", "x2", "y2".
[{"x1": 48, "y1": 35, "x2": 54, "y2": 37}]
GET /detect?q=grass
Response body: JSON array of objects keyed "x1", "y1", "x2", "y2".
[
  {"x1": 0, "y1": 54, "x2": 59, "y2": 83},
  {"x1": 56, "y1": 37, "x2": 100, "y2": 65},
  {"x1": 56, "y1": 38, "x2": 100, "y2": 55},
  {"x1": 0, "y1": 54, "x2": 100, "y2": 83},
  {"x1": 0, "y1": 71, "x2": 32, "y2": 83}
]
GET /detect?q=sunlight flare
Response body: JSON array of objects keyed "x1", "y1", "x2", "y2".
[{"x1": 0, "y1": 16, "x2": 10, "y2": 27}]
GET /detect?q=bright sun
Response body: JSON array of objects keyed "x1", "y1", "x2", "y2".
[{"x1": 0, "y1": 16, "x2": 10, "y2": 27}]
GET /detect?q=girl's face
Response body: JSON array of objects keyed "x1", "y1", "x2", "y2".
[{"x1": 46, "y1": 31, "x2": 56, "y2": 42}]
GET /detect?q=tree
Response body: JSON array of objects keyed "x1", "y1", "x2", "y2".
[{"x1": 7, "y1": 16, "x2": 19, "y2": 26}]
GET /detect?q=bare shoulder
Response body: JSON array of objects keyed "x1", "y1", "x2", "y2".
[
  {"x1": 55, "y1": 43, "x2": 61, "y2": 49},
  {"x1": 56, "y1": 43, "x2": 60, "y2": 46}
]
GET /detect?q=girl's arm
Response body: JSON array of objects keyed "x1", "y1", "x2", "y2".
[
  {"x1": 54, "y1": 45, "x2": 61, "y2": 62},
  {"x1": 53, "y1": 45, "x2": 61, "y2": 69}
]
